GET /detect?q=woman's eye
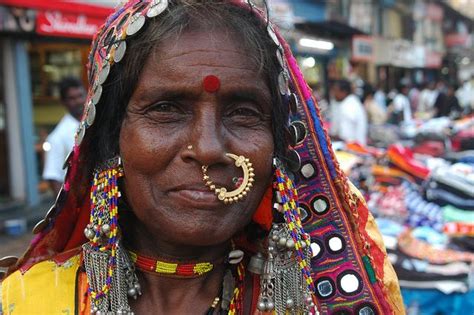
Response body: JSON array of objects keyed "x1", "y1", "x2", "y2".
[
  {"x1": 149, "y1": 102, "x2": 179, "y2": 112},
  {"x1": 229, "y1": 107, "x2": 261, "y2": 117}
]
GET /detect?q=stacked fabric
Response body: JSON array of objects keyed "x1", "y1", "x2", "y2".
[
  {"x1": 425, "y1": 163, "x2": 474, "y2": 237},
  {"x1": 386, "y1": 144, "x2": 431, "y2": 183},
  {"x1": 334, "y1": 137, "x2": 474, "y2": 315}
]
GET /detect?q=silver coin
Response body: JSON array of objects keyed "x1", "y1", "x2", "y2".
[
  {"x1": 126, "y1": 14, "x2": 145, "y2": 36},
  {"x1": 278, "y1": 71, "x2": 288, "y2": 95},
  {"x1": 289, "y1": 120, "x2": 307, "y2": 145},
  {"x1": 92, "y1": 84, "x2": 103, "y2": 105},
  {"x1": 114, "y1": 41, "x2": 127, "y2": 63},
  {"x1": 147, "y1": 0, "x2": 168, "y2": 18},
  {"x1": 76, "y1": 123, "x2": 86, "y2": 145},
  {"x1": 289, "y1": 93, "x2": 299, "y2": 114},
  {"x1": 89, "y1": 64, "x2": 97, "y2": 83},
  {"x1": 32, "y1": 219, "x2": 48, "y2": 234},
  {"x1": 55, "y1": 185, "x2": 67, "y2": 205},
  {"x1": 86, "y1": 103, "x2": 96, "y2": 126},
  {"x1": 287, "y1": 149, "x2": 301, "y2": 172},
  {"x1": 45, "y1": 205, "x2": 57, "y2": 221},
  {"x1": 0, "y1": 256, "x2": 19, "y2": 268},
  {"x1": 98, "y1": 62, "x2": 110, "y2": 85},
  {"x1": 268, "y1": 24, "x2": 280, "y2": 46},
  {"x1": 62, "y1": 150, "x2": 73, "y2": 170},
  {"x1": 276, "y1": 49, "x2": 285, "y2": 69}
]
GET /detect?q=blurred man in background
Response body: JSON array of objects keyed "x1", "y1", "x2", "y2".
[
  {"x1": 43, "y1": 77, "x2": 85, "y2": 195},
  {"x1": 457, "y1": 75, "x2": 474, "y2": 114},
  {"x1": 330, "y1": 79, "x2": 368, "y2": 145},
  {"x1": 364, "y1": 84, "x2": 387, "y2": 125},
  {"x1": 418, "y1": 81, "x2": 438, "y2": 116},
  {"x1": 434, "y1": 83, "x2": 462, "y2": 118},
  {"x1": 390, "y1": 84, "x2": 412, "y2": 124},
  {"x1": 374, "y1": 83, "x2": 387, "y2": 110}
]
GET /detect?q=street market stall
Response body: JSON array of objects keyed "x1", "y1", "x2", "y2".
[{"x1": 334, "y1": 115, "x2": 474, "y2": 315}]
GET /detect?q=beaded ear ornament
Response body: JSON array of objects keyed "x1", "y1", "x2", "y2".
[
  {"x1": 248, "y1": 158, "x2": 317, "y2": 314},
  {"x1": 82, "y1": 157, "x2": 143, "y2": 313}
]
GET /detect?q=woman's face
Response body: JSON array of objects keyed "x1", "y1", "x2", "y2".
[{"x1": 120, "y1": 29, "x2": 274, "y2": 248}]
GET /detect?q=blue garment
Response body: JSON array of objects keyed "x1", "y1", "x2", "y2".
[
  {"x1": 402, "y1": 288, "x2": 474, "y2": 315},
  {"x1": 403, "y1": 182, "x2": 444, "y2": 231},
  {"x1": 426, "y1": 188, "x2": 474, "y2": 210}
]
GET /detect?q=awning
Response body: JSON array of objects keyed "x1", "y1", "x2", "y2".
[
  {"x1": 0, "y1": 0, "x2": 113, "y2": 39},
  {"x1": 295, "y1": 21, "x2": 365, "y2": 39}
]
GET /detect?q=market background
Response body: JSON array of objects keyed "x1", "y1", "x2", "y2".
[{"x1": 0, "y1": 0, "x2": 473, "y2": 314}]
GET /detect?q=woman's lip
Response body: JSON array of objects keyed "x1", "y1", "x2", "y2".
[{"x1": 168, "y1": 189, "x2": 222, "y2": 208}]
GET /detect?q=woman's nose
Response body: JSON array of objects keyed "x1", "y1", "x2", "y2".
[{"x1": 181, "y1": 111, "x2": 229, "y2": 167}]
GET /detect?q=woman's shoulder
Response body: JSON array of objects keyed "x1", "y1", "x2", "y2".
[{"x1": 1, "y1": 249, "x2": 81, "y2": 315}]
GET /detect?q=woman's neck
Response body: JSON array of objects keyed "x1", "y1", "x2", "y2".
[
  {"x1": 131, "y1": 260, "x2": 226, "y2": 315},
  {"x1": 121, "y1": 213, "x2": 231, "y2": 261},
  {"x1": 121, "y1": 214, "x2": 231, "y2": 314}
]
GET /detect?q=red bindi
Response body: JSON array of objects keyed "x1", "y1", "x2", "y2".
[{"x1": 203, "y1": 75, "x2": 221, "y2": 93}]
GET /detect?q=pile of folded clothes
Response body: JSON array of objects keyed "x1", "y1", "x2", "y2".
[{"x1": 333, "y1": 134, "x2": 474, "y2": 315}]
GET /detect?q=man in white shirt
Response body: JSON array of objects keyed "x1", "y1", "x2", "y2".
[
  {"x1": 418, "y1": 81, "x2": 438, "y2": 116},
  {"x1": 43, "y1": 77, "x2": 85, "y2": 195},
  {"x1": 330, "y1": 79, "x2": 368, "y2": 145},
  {"x1": 456, "y1": 77, "x2": 474, "y2": 112},
  {"x1": 392, "y1": 84, "x2": 412, "y2": 124}
]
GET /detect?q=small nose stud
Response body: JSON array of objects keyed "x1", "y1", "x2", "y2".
[{"x1": 187, "y1": 144, "x2": 193, "y2": 150}]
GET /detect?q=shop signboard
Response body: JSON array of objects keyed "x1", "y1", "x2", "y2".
[
  {"x1": 0, "y1": 5, "x2": 35, "y2": 33},
  {"x1": 424, "y1": 51, "x2": 443, "y2": 69},
  {"x1": 374, "y1": 38, "x2": 426, "y2": 68},
  {"x1": 445, "y1": 33, "x2": 471, "y2": 48},
  {"x1": 352, "y1": 35, "x2": 373, "y2": 62},
  {"x1": 0, "y1": 1, "x2": 112, "y2": 39},
  {"x1": 36, "y1": 10, "x2": 103, "y2": 39}
]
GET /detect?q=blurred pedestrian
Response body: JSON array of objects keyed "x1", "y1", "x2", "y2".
[
  {"x1": 418, "y1": 81, "x2": 437, "y2": 116},
  {"x1": 42, "y1": 77, "x2": 85, "y2": 195},
  {"x1": 409, "y1": 83, "x2": 421, "y2": 113},
  {"x1": 389, "y1": 84, "x2": 412, "y2": 124},
  {"x1": 330, "y1": 79, "x2": 368, "y2": 144},
  {"x1": 456, "y1": 75, "x2": 474, "y2": 114},
  {"x1": 434, "y1": 83, "x2": 462, "y2": 118},
  {"x1": 374, "y1": 83, "x2": 387, "y2": 109},
  {"x1": 364, "y1": 84, "x2": 387, "y2": 125}
]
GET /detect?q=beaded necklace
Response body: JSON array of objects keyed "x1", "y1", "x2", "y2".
[
  {"x1": 128, "y1": 250, "x2": 246, "y2": 314},
  {"x1": 128, "y1": 250, "x2": 215, "y2": 278}
]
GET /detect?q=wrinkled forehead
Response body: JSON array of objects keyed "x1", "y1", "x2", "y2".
[
  {"x1": 88, "y1": 0, "x2": 266, "y2": 82},
  {"x1": 76, "y1": 0, "x2": 289, "y2": 147}
]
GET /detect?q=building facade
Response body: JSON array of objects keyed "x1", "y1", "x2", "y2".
[{"x1": 0, "y1": 0, "x2": 112, "y2": 207}]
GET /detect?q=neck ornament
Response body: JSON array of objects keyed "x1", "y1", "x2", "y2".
[{"x1": 128, "y1": 251, "x2": 215, "y2": 278}]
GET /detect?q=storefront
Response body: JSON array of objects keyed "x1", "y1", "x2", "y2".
[{"x1": 0, "y1": 0, "x2": 112, "y2": 206}]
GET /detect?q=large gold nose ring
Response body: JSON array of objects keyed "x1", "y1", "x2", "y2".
[{"x1": 201, "y1": 153, "x2": 255, "y2": 204}]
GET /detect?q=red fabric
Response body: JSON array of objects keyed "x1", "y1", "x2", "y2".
[
  {"x1": 251, "y1": 185, "x2": 273, "y2": 231},
  {"x1": 387, "y1": 144, "x2": 430, "y2": 180},
  {"x1": 346, "y1": 142, "x2": 384, "y2": 158},
  {"x1": 412, "y1": 141, "x2": 445, "y2": 157}
]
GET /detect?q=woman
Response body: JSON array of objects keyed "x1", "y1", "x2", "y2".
[{"x1": 0, "y1": 1, "x2": 403, "y2": 314}]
